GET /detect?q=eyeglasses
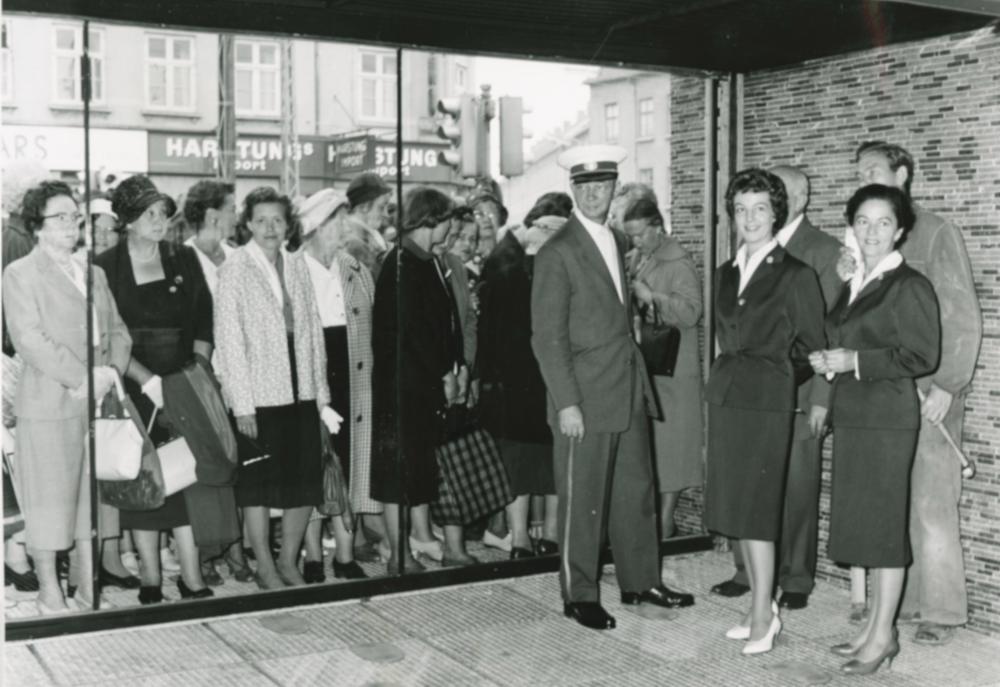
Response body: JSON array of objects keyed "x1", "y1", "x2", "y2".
[{"x1": 43, "y1": 212, "x2": 84, "y2": 226}]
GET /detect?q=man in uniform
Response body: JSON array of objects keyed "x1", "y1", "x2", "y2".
[
  {"x1": 709, "y1": 166, "x2": 842, "y2": 610},
  {"x1": 531, "y1": 144, "x2": 694, "y2": 631},
  {"x1": 854, "y1": 141, "x2": 981, "y2": 645}
]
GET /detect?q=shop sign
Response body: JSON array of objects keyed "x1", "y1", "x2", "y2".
[
  {"x1": 1, "y1": 125, "x2": 148, "y2": 173},
  {"x1": 325, "y1": 136, "x2": 452, "y2": 184},
  {"x1": 148, "y1": 132, "x2": 327, "y2": 178}
]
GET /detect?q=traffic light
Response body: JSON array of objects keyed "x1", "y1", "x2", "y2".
[
  {"x1": 436, "y1": 93, "x2": 488, "y2": 178},
  {"x1": 498, "y1": 96, "x2": 529, "y2": 177}
]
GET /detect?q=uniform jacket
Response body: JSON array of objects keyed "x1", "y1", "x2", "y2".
[
  {"x1": 782, "y1": 215, "x2": 843, "y2": 432},
  {"x1": 827, "y1": 262, "x2": 940, "y2": 429},
  {"x1": 706, "y1": 245, "x2": 826, "y2": 412},
  {"x1": 900, "y1": 205, "x2": 981, "y2": 395},
  {"x1": 531, "y1": 214, "x2": 656, "y2": 433},
  {"x1": 630, "y1": 235, "x2": 702, "y2": 379},
  {"x1": 478, "y1": 231, "x2": 551, "y2": 443},
  {"x1": 214, "y1": 245, "x2": 329, "y2": 417},
  {"x1": 3, "y1": 247, "x2": 132, "y2": 420}
]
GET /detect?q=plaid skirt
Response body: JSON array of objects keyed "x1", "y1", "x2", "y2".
[{"x1": 431, "y1": 423, "x2": 512, "y2": 526}]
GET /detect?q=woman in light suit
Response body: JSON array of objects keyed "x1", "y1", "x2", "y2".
[
  {"x1": 215, "y1": 186, "x2": 337, "y2": 590},
  {"x1": 3, "y1": 181, "x2": 131, "y2": 613}
]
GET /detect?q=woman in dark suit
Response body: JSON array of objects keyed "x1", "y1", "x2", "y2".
[
  {"x1": 370, "y1": 187, "x2": 463, "y2": 574},
  {"x1": 705, "y1": 168, "x2": 826, "y2": 655},
  {"x1": 810, "y1": 184, "x2": 939, "y2": 675}
]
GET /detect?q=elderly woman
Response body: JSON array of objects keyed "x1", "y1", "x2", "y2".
[
  {"x1": 3, "y1": 180, "x2": 131, "y2": 613},
  {"x1": 477, "y1": 193, "x2": 569, "y2": 559},
  {"x1": 705, "y1": 169, "x2": 825, "y2": 655},
  {"x1": 371, "y1": 187, "x2": 463, "y2": 573},
  {"x1": 97, "y1": 175, "x2": 213, "y2": 604},
  {"x1": 297, "y1": 188, "x2": 375, "y2": 581},
  {"x1": 215, "y1": 186, "x2": 336, "y2": 590},
  {"x1": 623, "y1": 198, "x2": 703, "y2": 538},
  {"x1": 810, "y1": 184, "x2": 940, "y2": 675}
]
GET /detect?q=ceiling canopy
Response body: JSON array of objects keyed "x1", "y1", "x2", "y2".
[{"x1": 8, "y1": 0, "x2": 999, "y2": 73}]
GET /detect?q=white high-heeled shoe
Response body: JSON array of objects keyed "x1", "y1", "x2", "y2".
[
  {"x1": 742, "y1": 610, "x2": 782, "y2": 655},
  {"x1": 408, "y1": 536, "x2": 443, "y2": 562},
  {"x1": 726, "y1": 600, "x2": 778, "y2": 640}
]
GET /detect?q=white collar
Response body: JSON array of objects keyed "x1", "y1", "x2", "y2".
[
  {"x1": 574, "y1": 209, "x2": 610, "y2": 237},
  {"x1": 735, "y1": 238, "x2": 779, "y2": 295},
  {"x1": 775, "y1": 214, "x2": 804, "y2": 247},
  {"x1": 245, "y1": 239, "x2": 284, "y2": 306},
  {"x1": 849, "y1": 251, "x2": 902, "y2": 304}
]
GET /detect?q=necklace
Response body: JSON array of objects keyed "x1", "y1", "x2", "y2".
[{"x1": 129, "y1": 242, "x2": 159, "y2": 262}]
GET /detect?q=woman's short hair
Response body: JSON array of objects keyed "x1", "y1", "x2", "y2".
[
  {"x1": 401, "y1": 187, "x2": 454, "y2": 235},
  {"x1": 184, "y1": 180, "x2": 235, "y2": 230},
  {"x1": 724, "y1": 168, "x2": 788, "y2": 231},
  {"x1": 524, "y1": 192, "x2": 573, "y2": 227},
  {"x1": 236, "y1": 186, "x2": 302, "y2": 249},
  {"x1": 845, "y1": 184, "x2": 916, "y2": 239},
  {"x1": 21, "y1": 180, "x2": 75, "y2": 234},
  {"x1": 622, "y1": 197, "x2": 664, "y2": 229}
]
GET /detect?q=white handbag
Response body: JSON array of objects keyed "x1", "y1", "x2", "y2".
[
  {"x1": 151, "y1": 408, "x2": 198, "y2": 496},
  {"x1": 95, "y1": 375, "x2": 143, "y2": 481}
]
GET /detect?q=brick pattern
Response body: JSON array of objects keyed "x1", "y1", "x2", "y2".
[{"x1": 670, "y1": 29, "x2": 1000, "y2": 636}]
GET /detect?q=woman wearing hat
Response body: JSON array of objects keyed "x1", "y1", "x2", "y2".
[
  {"x1": 96, "y1": 174, "x2": 214, "y2": 604},
  {"x1": 3, "y1": 180, "x2": 131, "y2": 613},
  {"x1": 296, "y1": 188, "x2": 375, "y2": 581},
  {"x1": 215, "y1": 186, "x2": 336, "y2": 590}
]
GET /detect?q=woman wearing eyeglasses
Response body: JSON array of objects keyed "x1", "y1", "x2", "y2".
[
  {"x1": 96, "y1": 175, "x2": 214, "y2": 604},
  {"x1": 3, "y1": 180, "x2": 132, "y2": 613},
  {"x1": 215, "y1": 186, "x2": 335, "y2": 590}
]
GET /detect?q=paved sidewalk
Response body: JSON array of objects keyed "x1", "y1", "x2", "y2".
[{"x1": 5, "y1": 551, "x2": 1000, "y2": 686}]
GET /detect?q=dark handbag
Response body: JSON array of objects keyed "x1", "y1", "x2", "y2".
[
  {"x1": 431, "y1": 407, "x2": 512, "y2": 526},
  {"x1": 638, "y1": 305, "x2": 681, "y2": 377},
  {"x1": 317, "y1": 425, "x2": 353, "y2": 529},
  {"x1": 98, "y1": 392, "x2": 166, "y2": 511}
]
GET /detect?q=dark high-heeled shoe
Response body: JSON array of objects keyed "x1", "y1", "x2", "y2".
[
  {"x1": 199, "y1": 561, "x2": 224, "y2": 587},
  {"x1": 177, "y1": 578, "x2": 214, "y2": 600},
  {"x1": 224, "y1": 551, "x2": 255, "y2": 583},
  {"x1": 5, "y1": 564, "x2": 40, "y2": 592},
  {"x1": 302, "y1": 561, "x2": 326, "y2": 584},
  {"x1": 99, "y1": 567, "x2": 141, "y2": 589},
  {"x1": 138, "y1": 586, "x2": 164, "y2": 605},
  {"x1": 841, "y1": 639, "x2": 900, "y2": 675},
  {"x1": 332, "y1": 560, "x2": 367, "y2": 579}
]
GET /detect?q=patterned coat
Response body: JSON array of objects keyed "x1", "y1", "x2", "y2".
[
  {"x1": 331, "y1": 251, "x2": 380, "y2": 514},
  {"x1": 214, "y1": 245, "x2": 329, "y2": 417}
]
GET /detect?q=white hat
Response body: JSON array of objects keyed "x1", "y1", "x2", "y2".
[
  {"x1": 298, "y1": 188, "x2": 350, "y2": 238},
  {"x1": 90, "y1": 198, "x2": 118, "y2": 220},
  {"x1": 557, "y1": 144, "x2": 627, "y2": 182}
]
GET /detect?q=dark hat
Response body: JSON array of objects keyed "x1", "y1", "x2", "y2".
[
  {"x1": 346, "y1": 172, "x2": 390, "y2": 209},
  {"x1": 557, "y1": 144, "x2": 627, "y2": 183},
  {"x1": 112, "y1": 175, "x2": 177, "y2": 226}
]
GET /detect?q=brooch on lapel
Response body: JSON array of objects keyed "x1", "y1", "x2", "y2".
[
  {"x1": 765, "y1": 256, "x2": 774, "y2": 264},
  {"x1": 169, "y1": 274, "x2": 183, "y2": 293}
]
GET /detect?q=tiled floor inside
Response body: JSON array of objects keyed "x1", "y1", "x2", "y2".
[{"x1": 5, "y1": 550, "x2": 1000, "y2": 686}]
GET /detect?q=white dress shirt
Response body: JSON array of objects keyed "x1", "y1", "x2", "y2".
[
  {"x1": 574, "y1": 209, "x2": 623, "y2": 303},
  {"x1": 304, "y1": 252, "x2": 347, "y2": 327},
  {"x1": 185, "y1": 237, "x2": 234, "y2": 298},
  {"x1": 734, "y1": 238, "x2": 778, "y2": 295}
]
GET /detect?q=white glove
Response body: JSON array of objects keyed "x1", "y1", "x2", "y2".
[
  {"x1": 69, "y1": 366, "x2": 117, "y2": 401},
  {"x1": 141, "y1": 375, "x2": 164, "y2": 409},
  {"x1": 320, "y1": 406, "x2": 343, "y2": 435}
]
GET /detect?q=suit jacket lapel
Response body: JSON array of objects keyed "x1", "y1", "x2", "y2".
[
  {"x1": 35, "y1": 248, "x2": 86, "y2": 306},
  {"x1": 741, "y1": 245, "x2": 783, "y2": 295}
]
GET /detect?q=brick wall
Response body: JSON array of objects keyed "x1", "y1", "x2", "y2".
[{"x1": 670, "y1": 28, "x2": 1000, "y2": 636}]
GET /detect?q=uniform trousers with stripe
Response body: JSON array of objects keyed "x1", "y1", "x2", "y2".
[{"x1": 551, "y1": 365, "x2": 660, "y2": 603}]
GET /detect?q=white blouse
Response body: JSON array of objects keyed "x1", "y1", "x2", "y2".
[{"x1": 304, "y1": 251, "x2": 347, "y2": 327}]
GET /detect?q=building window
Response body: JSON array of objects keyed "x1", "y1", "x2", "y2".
[
  {"x1": 455, "y1": 63, "x2": 467, "y2": 90},
  {"x1": 638, "y1": 97, "x2": 654, "y2": 138},
  {"x1": 52, "y1": 25, "x2": 105, "y2": 105},
  {"x1": 145, "y1": 33, "x2": 195, "y2": 111},
  {"x1": 359, "y1": 50, "x2": 397, "y2": 122},
  {"x1": 604, "y1": 102, "x2": 619, "y2": 142},
  {"x1": 2, "y1": 22, "x2": 12, "y2": 103},
  {"x1": 234, "y1": 39, "x2": 280, "y2": 117},
  {"x1": 638, "y1": 168, "x2": 654, "y2": 187}
]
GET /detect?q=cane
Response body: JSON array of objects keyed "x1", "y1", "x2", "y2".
[{"x1": 917, "y1": 389, "x2": 975, "y2": 479}]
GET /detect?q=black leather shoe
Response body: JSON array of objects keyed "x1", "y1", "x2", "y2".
[
  {"x1": 5, "y1": 564, "x2": 40, "y2": 592},
  {"x1": 535, "y1": 538, "x2": 559, "y2": 556},
  {"x1": 710, "y1": 578, "x2": 750, "y2": 597},
  {"x1": 138, "y1": 586, "x2": 164, "y2": 605},
  {"x1": 177, "y1": 578, "x2": 214, "y2": 600},
  {"x1": 303, "y1": 561, "x2": 326, "y2": 584},
  {"x1": 621, "y1": 585, "x2": 694, "y2": 608},
  {"x1": 99, "y1": 567, "x2": 142, "y2": 590},
  {"x1": 332, "y1": 560, "x2": 367, "y2": 579},
  {"x1": 564, "y1": 602, "x2": 616, "y2": 630},
  {"x1": 510, "y1": 546, "x2": 535, "y2": 560},
  {"x1": 778, "y1": 591, "x2": 809, "y2": 610}
]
